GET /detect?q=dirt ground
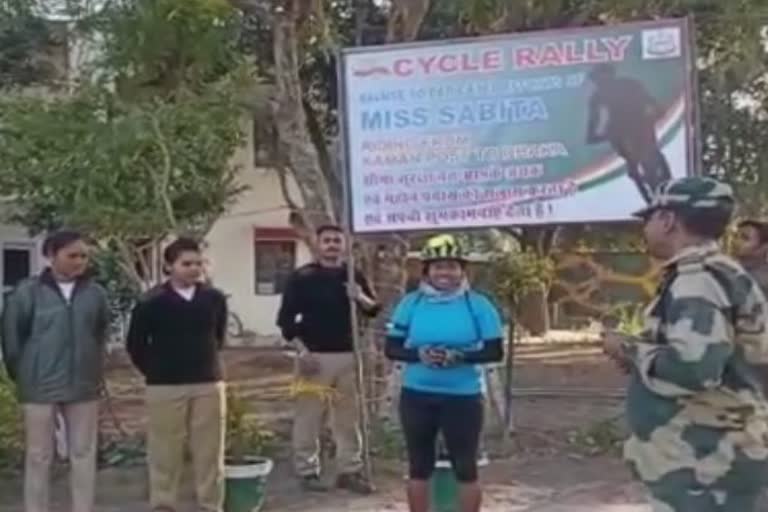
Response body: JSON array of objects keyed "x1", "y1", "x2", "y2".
[{"x1": 0, "y1": 340, "x2": 655, "y2": 511}]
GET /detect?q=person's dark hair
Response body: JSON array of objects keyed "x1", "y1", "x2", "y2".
[
  {"x1": 163, "y1": 237, "x2": 201, "y2": 265},
  {"x1": 672, "y1": 207, "x2": 731, "y2": 240},
  {"x1": 738, "y1": 219, "x2": 768, "y2": 245},
  {"x1": 43, "y1": 230, "x2": 85, "y2": 257},
  {"x1": 316, "y1": 224, "x2": 344, "y2": 237}
]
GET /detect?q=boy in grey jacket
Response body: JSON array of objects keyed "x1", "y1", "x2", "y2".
[{"x1": 1, "y1": 230, "x2": 109, "y2": 512}]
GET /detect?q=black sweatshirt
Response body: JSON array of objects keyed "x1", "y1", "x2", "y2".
[
  {"x1": 126, "y1": 282, "x2": 227, "y2": 385},
  {"x1": 276, "y1": 263, "x2": 380, "y2": 352}
]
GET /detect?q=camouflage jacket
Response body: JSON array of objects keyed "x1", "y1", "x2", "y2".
[{"x1": 623, "y1": 242, "x2": 768, "y2": 480}]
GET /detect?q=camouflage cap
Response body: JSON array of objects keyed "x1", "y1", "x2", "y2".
[{"x1": 632, "y1": 176, "x2": 735, "y2": 219}]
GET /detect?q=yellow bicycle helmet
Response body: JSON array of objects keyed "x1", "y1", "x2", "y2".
[{"x1": 420, "y1": 234, "x2": 467, "y2": 262}]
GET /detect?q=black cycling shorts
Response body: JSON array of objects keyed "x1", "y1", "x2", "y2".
[{"x1": 399, "y1": 388, "x2": 484, "y2": 483}]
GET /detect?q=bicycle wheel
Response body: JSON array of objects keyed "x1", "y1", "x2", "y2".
[{"x1": 227, "y1": 312, "x2": 244, "y2": 338}]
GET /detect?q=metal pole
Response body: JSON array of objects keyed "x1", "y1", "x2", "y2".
[
  {"x1": 502, "y1": 306, "x2": 516, "y2": 437},
  {"x1": 345, "y1": 240, "x2": 373, "y2": 481},
  {"x1": 337, "y1": 48, "x2": 373, "y2": 482}
]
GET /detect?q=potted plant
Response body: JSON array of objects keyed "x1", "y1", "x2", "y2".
[{"x1": 224, "y1": 386, "x2": 275, "y2": 512}]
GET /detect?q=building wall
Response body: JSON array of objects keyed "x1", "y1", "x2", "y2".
[
  {"x1": 204, "y1": 123, "x2": 311, "y2": 338},
  {"x1": 0, "y1": 225, "x2": 43, "y2": 360},
  {"x1": 0, "y1": 224, "x2": 43, "y2": 298}
]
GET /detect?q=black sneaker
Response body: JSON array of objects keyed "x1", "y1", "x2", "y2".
[
  {"x1": 336, "y1": 472, "x2": 376, "y2": 495},
  {"x1": 300, "y1": 474, "x2": 330, "y2": 492}
]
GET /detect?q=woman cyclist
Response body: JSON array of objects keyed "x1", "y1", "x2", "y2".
[{"x1": 385, "y1": 234, "x2": 504, "y2": 512}]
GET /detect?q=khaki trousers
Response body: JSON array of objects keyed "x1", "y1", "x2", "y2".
[
  {"x1": 23, "y1": 400, "x2": 99, "y2": 512},
  {"x1": 146, "y1": 382, "x2": 226, "y2": 512},
  {"x1": 293, "y1": 352, "x2": 362, "y2": 476}
]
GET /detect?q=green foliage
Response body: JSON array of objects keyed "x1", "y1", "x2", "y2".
[
  {"x1": 0, "y1": 0, "x2": 53, "y2": 88},
  {"x1": 490, "y1": 249, "x2": 555, "y2": 307},
  {"x1": 226, "y1": 387, "x2": 275, "y2": 462},
  {"x1": 370, "y1": 420, "x2": 405, "y2": 460},
  {"x1": 96, "y1": 0, "x2": 243, "y2": 97},
  {"x1": 704, "y1": 76, "x2": 768, "y2": 217},
  {"x1": 0, "y1": 84, "x2": 245, "y2": 239},
  {"x1": 0, "y1": 0, "x2": 251, "y2": 291},
  {"x1": 0, "y1": 370, "x2": 22, "y2": 472}
]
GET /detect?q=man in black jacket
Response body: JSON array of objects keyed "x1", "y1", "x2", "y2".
[
  {"x1": 127, "y1": 238, "x2": 227, "y2": 512},
  {"x1": 277, "y1": 225, "x2": 380, "y2": 494}
]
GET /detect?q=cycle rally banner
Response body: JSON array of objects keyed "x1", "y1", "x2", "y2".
[{"x1": 339, "y1": 18, "x2": 696, "y2": 233}]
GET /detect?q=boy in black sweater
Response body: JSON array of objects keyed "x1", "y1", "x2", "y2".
[
  {"x1": 277, "y1": 225, "x2": 380, "y2": 494},
  {"x1": 127, "y1": 238, "x2": 227, "y2": 512}
]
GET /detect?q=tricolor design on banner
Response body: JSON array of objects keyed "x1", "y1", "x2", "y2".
[{"x1": 339, "y1": 19, "x2": 696, "y2": 233}]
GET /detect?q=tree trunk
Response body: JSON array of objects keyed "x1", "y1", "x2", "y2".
[
  {"x1": 271, "y1": 0, "x2": 335, "y2": 232},
  {"x1": 386, "y1": 0, "x2": 431, "y2": 42},
  {"x1": 517, "y1": 284, "x2": 550, "y2": 336}
]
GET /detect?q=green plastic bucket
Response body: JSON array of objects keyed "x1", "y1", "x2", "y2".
[
  {"x1": 224, "y1": 457, "x2": 274, "y2": 512},
  {"x1": 430, "y1": 455, "x2": 489, "y2": 512}
]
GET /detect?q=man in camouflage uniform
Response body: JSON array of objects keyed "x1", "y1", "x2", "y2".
[
  {"x1": 734, "y1": 219, "x2": 768, "y2": 298},
  {"x1": 602, "y1": 176, "x2": 768, "y2": 511}
]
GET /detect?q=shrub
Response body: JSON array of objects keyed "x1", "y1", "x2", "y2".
[
  {"x1": 489, "y1": 248, "x2": 555, "y2": 309},
  {"x1": 0, "y1": 370, "x2": 22, "y2": 472}
]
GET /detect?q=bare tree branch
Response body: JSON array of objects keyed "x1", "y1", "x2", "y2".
[
  {"x1": 270, "y1": 0, "x2": 334, "y2": 233},
  {"x1": 148, "y1": 112, "x2": 178, "y2": 230},
  {"x1": 386, "y1": 0, "x2": 431, "y2": 43},
  {"x1": 108, "y1": 237, "x2": 147, "y2": 291},
  {"x1": 275, "y1": 165, "x2": 300, "y2": 212}
]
